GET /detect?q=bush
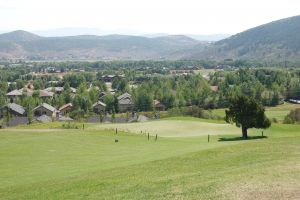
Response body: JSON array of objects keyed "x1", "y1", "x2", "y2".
[
  {"x1": 283, "y1": 108, "x2": 300, "y2": 124},
  {"x1": 271, "y1": 118, "x2": 278, "y2": 123},
  {"x1": 61, "y1": 122, "x2": 79, "y2": 129}
]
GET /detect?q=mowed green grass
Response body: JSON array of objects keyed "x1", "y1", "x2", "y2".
[
  {"x1": 0, "y1": 119, "x2": 300, "y2": 199},
  {"x1": 94, "y1": 117, "x2": 252, "y2": 137},
  {"x1": 212, "y1": 102, "x2": 300, "y2": 122}
]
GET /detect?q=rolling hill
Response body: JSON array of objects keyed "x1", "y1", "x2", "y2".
[
  {"x1": 0, "y1": 31, "x2": 202, "y2": 60},
  {"x1": 1, "y1": 15, "x2": 300, "y2": 61},
  {"x1": 188, "y1": 15, "x2": 300, "y2": 61}
]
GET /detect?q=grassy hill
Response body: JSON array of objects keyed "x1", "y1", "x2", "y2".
[
  {"x1": 189, "y1": 15, "x2": 300, "y2": 61},
  {"x1": 0, "y1": 118, "x2": 299, "y2": 199}
]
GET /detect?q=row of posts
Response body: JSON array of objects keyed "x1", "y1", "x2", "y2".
[{"x1": 81, "y1": 124, "x2": 265, "y2": 143}]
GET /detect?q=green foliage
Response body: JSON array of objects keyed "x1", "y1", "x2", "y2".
[
  {"x1": 103, "y1": 94, "x2": 117, "y2": 113},
  {"x1": 133, "y1": 88, "x2": 153, "y2": 111},
  {"x1": 22, "y1": 97, "x2": 35, "y2": 124},
  {"x1": 196, "y1": 15, "x2": 300, "y2": 61},
  {"x1": 112, "y1": 78, "x2": 129, "y2": 93},
  {"x1": 225, "y1": 95, "x2": 271, "y2": 138},
  {"x1": 283, "y1": 108, "x2": 300, "y2": 124}
]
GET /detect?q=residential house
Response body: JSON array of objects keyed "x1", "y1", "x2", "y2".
[
  {"x1": 0, "y1": 103, "x2": 26, "y2": 118},
  {"x1": 33, "y1": 103, "x2": 57, "y2": 117},
  {"x1": 92, "y1": 101, "x2": 106, "y2": 114},
  {"x1": 117, "y1": 93, "x2": 134, "y2": 112},
  {"x1": 59, "y1": 103, "x2": 73, "y2": 115},
  {"x1": 45, "y1": 87, "x2": 64, "y2": 94},
  {"x1": 210, "y1": 86, "x2": 219, "y2": 92},
  {"x1": 6, "y1": 89, "x2": 23, "y2": 102},
  {"x1": 153, "y1": 100, "x2": 165, "y2": 111},
  {"x1": 39, "y1": 90, "x2": 54, "y2": 99}
]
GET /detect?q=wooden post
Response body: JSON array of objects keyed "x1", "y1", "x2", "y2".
[
  {"x1": 262, "y1": 131, "x2": 264, "y2": 137},
  {"x1": 116, "y1": 128, "x2": 118, "y2": 134},
  {"x1": 155, "y1": 134, "x2": 157, "y2": 141},
  {"x1": 208, "y1": 134, "x2": 210, "y2": 143},
  {"x1": 83, "y1": 123, "x2": 84, "y2": 130},
  {"x1": 148, "y1": 133, "x2": 149, "y2": 141}
]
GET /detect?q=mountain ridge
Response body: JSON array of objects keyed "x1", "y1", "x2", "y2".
[
  {"x1": 0, "y1": 31, "x2": 203, "y2": 60},
  {"x1": 187, "y1": 15, "x2": 300, "y2": 61}
]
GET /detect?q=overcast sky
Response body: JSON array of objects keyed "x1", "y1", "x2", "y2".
[{"x1": 0, "y1": 0, "x2": 299, "y2": 35}]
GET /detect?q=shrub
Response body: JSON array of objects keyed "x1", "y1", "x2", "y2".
[{"x1": 283, "y1": 108, "x2": 300, "y2": 124}]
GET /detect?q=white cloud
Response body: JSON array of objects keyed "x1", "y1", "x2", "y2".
[{"x1": 0, "y1": 0, "x2": 299, "y2": 34}]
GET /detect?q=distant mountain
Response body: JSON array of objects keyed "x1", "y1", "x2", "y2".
[
  {"x1": 0, "y1": 31, "x2": 204, "y2": 60},
  {"x1": 188, "y1": 15, "x2": 300, "y2": 61},
  {"x1": 32, "y1": 28, "x2": 230, "y2": 41},
  {"x1": 2, "y1": 15, "x2": 299, "y2": 61},
  {"x1": 144, "y1": 33, "x2": 230, "y2": 41},
  {"x1": 0, "y1": 30, "x2": 41, "y2": 41}
]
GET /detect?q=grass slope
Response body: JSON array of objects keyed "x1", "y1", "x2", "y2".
[
  {"x1": 212, "y1": 102, "x2": 300, "y2": 122},
  {"x1": 0, "y1": 120, "x2": 299, "y2": 199},
  {"x1": 93, "y1": 117, "x2": 247, "y2": 137}
]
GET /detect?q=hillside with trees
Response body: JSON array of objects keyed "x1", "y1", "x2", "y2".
[
  {"x1": 0, "y1": 31, "x2": 203, "y2": 60},
  {"x1": 188, "y1": 15, "x2": 300, "y2": 61}
]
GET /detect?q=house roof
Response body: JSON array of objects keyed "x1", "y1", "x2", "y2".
[
  {"x1": 34, "y1": 103, "x2": 56, "y2": 112},
  {"x1": 36, "y1": 115, "x2": 52, "y2": 123},
  {"x1": 118, "y1": 98, "x2": 133, "y2": 105},
  {"x1": 58, "y1": 116, "x2": 74, "y2": 121},
  {"x1": 45, "y1": 87, "x2": 64, "y2": 92},
  {"x1": 70, "y1": 87, "x2": 77, "y2": 93},
  {"x1": 210, "y1": 86, "x2": 219, "y2": 92},
  {"x1": 6, "y1": 89, "x2": 23, "y2": 96},
  {"x1": 92, "y1": 101, "x2": 106, "y2": 108},
  {"x1": 39, "y1": 90, "x2": 54, "y2": 97},
  {"x1": 117, "y1": 92, "x2": 131, "y2": 100},
  {"x1": 59, "y1": 103, "x2": 73, "y2": 111},
  {"x1": 7, "y1": 103, "x2": 26, "y2": 115}
]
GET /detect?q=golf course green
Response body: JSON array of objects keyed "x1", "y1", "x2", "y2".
[{"x1": 0, "y1": 117, "x2": 299, "y2": 199}]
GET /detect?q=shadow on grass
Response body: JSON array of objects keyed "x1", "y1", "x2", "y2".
[{"x1": 218, "y1": 136, "x2": 267, "y2": 142}]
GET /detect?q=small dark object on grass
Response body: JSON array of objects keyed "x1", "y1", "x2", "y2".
[
  {"x1": 115, "y1": 139, "x2": 118, "y2": 143},
  {"x1": 148, "y1": 133, "x2": 149, "y2": 140},
  {"x1": 218, "y1": 136, "x2": 267, "y2": 142},
  {"x1": 208, "y1": 134, "x2": 210, "y2": 143},
  {"x1": 155, "y1": 134, "x2": 158, "y2": 141},
  {"x1": 116, "y1": 128, "x2": 118, "y2": 134}
]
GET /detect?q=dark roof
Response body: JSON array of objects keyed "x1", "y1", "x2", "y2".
[
  {"x1": 7, "y1": 103, "x2": 26, "y2": 115},
  {"x1": 34, "y1": 103, "x2": 56, "y2": 112},
  {"x1": 57, "y1": 116, "x2": 74, "y2": 121},
  {"x1": 36, "y1": 115, "x2": 52, "y2": 123},
  {"x1": 92, "y1": 101, "x2": 106, "y2": 108},
  {"x1": 118, "y1": 98, "x2": 133, "y2": 105},
  {"x1": 117, "y1": 92, "x2": 131, "y2": 100},
  {"x1": 8, "y1": 117, "x2": 29, "y2": 126}
]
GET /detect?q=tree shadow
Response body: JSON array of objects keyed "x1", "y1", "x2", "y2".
[{"x1": 218, "y1": 136, "x2": 267, "y2": 142}]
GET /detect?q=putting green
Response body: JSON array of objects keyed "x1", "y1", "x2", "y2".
[{"x1": 92, "y1": 118, "x2": 254, "y2": 137}]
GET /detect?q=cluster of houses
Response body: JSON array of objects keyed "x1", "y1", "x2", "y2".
[
  {"x1": 1, "y1": 86, "x2": 165, "y2": 126},
  {"x1": 6, "y1": 87, "x2": 77, "y2": 102}
]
